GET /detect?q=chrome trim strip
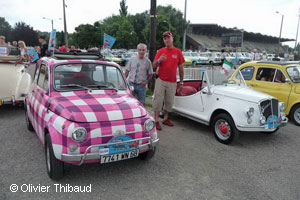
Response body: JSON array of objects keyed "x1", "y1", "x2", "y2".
[{"x1": 61, "y1": 137, "x2": 159, "y2": 165}]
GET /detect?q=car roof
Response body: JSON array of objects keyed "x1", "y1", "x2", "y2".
[{"x1": 256, "y1": 61, "x2": 300, "y2": 66}]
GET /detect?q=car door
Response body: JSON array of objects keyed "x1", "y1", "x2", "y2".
[
  {"x1": 250, "y1": 67, "x2": 291, "y2": 104},
  {"x1": 32, "y1": 63, "x2": 50, "y2": 143}
]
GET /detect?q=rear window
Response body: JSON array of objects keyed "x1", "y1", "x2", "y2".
[
  {"x1": 236, "y1": 67, "x2": 254, "y2": 80},
  {"x1": 287, "y1": 66, "x2": 300, "y2": 83}
]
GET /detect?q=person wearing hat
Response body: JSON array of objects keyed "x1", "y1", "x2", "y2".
[
  {"x1": 152, "y1": 31, "x2": 185, "y2": 130},
  {"x1": 39, "y1": 35, "x2": 48, "y2": 57}
]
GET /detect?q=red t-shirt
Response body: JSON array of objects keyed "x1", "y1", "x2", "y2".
[{"x1": 154, "y1": 47, "x2": 185, "y2": 83}]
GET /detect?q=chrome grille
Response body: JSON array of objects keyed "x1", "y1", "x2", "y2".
[{"x1": 260, "y1": 99, "x2": 279, "y2": 119}]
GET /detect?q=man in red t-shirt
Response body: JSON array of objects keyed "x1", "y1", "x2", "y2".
[{"x1": 152, "y1": 31, "x2": 185, "y2": 130}]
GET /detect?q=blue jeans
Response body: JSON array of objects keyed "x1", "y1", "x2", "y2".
[{"x1": 129, "y1": 82, "x2": 146, "y2": 106}]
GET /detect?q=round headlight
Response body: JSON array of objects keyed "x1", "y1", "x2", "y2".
[
  {"x1": 72, "y1": 127, "x2": 87, "y2": 142},
  {"x1": 144, "y1": 119, "x2": 155, "y2": 132},
  {"x1": 279, "y1": 102, "x2": 285, "y2": 112}
]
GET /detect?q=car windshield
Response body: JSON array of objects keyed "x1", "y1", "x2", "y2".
[
  {"x1": 287, "y1": 65, "x2": 300, "y2": 83},
  {"x1": 54, "y1": 63, "x2": 127, "y2": 91},
  {"x1": 203, "y1": 69, "x2": 246, "y2": 87}
]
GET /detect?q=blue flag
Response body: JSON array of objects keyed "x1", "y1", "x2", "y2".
[
  {"x1": 27, "y1": 48, "x2": 39, "y2": 62},
  {"x1": 232, "y1": 55, "x2": 239, "y2": 66},
  {"x1": 103, "y1": 33, "x2": 116, "y2": 49},
  {"x1": 48, "y1": 29, "x2": 56, "y2": 50}
]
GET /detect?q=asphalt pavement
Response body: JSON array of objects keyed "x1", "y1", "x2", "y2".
[{"x1": 0, "y1": 104, "x2": 300, "y2": 200}]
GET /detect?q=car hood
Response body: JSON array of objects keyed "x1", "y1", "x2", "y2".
[
  {"x1": 212, "y1": 85, "x2": 274, "y2": 103},
  {"x1": 49, "y1": 91, "x2": 146, "y2": 122}
]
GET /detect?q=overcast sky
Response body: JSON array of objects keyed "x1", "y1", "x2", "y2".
[{"x1": 1, "y1": 0, "x2": 299, "y2": 46}]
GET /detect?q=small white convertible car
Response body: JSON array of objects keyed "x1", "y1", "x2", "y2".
[
  {"x1": 173, "y1": 69, "x2": 288, "y2": 144},
  {"x1": 0, "y1": 55, "x2": 32, "y2": 106}
]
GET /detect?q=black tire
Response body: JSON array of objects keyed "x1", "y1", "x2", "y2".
[
  {"x1": 212, "y1": 113, "x2": 239, "y2": 144},
  {"x1": 25, "y1": 103, "x2": 34, "y2": 132},
  {"x1": 45, "y1": 134, "x2": 64, "y2": 180},
  {"x1": 290, "y1": 104, "x2": 300, "y2": 126},
  {"x1": 192, "y1": 62, "x2": 196, "y2": 67},
  {"x1": 209, "y1": 61, "x2": 213, "y2": 65},
  {"x1": 139, "y1": 147, "x2": 156, "y2": 160}
]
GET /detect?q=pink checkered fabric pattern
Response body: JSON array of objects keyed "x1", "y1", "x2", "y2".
[
  {"x1": 26, "y1": 88, "x2": 155, "y2": 164},
  {"x1": 49, "y1": 90, "x2": 146, "y2": 122}
]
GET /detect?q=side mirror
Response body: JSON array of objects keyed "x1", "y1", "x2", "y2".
[
  {"x1": 130, "y1": 86, "x2": 134, "y2": 91},
  {"x1": 285, "y1": 78, "x2": 291, "y2": 83}
]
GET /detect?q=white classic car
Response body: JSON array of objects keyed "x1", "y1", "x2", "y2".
[
  {"x1": 0, "y1": 55, "x2": 32, "y2": 106},
  {"x1": 173, "y1": 69, "x2": 288, "y2": 144}
]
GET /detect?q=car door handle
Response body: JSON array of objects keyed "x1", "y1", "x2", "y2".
[{"x1": 250, "y1": 83, "x2": 257, "y2": 86}]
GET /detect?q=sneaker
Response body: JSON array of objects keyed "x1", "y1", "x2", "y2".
[
  {"x1": 162, "y1": 119, "x2": 174, "y2": 127},
  {"x1": 155, "y1": 121, "x2": 162, "y2": 130}
]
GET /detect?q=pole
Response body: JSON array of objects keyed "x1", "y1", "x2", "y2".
[
  {"x1": 63, "y1": 0, "x2": 68, "y2": 48},
  {"x1": 149, "y1": 0, "x2": 157, "y2": 91},
  {"x1": 182, "y1": 0, "x2": 187, "y2": 51},
  {"x1": 51, "y1": 19, "x2": 53, "y2": 31},
  {"x1": 295, "y1": 9, "x2": 300, "y2": 50},
  {"x1": 279, "y1": 15, "x2": 284, "y2": 44}
]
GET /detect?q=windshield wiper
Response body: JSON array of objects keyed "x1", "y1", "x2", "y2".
[
  {"x1": 60, "y1": 84, "x2": 91, "y2": 91},
  {"x1": 87, "y1": 84, "x2": 119, "y2": 92}
]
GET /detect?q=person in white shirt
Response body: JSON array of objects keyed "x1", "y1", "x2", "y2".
[{"x1": 252, "y1": 49, "x2": 260, "y2": 61}]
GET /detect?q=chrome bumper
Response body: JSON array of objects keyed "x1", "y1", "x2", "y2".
[
  {"x1": 236, "y1": 116, "x2": 288, "y2": 132},
  {"x1": 61, "y1": 137, "x2": 159, "y2": 165}
]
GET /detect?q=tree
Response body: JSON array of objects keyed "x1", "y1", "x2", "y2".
[
  {"x1": 119, "y1": 0, "x2": 128, "y2": 17},
  {"x1": 72, "y1": 24, "x2": 99, "y2": 49},
  {"x1": 156, "y1": 5, "x2": 189, "y2": 48},
  {"x1": 11, "y1": 22, "x2": 39, "y2": 46},
  {"x1": 128, "y1": 12, "x2": 148, "y2": 44},
  {"x1": 102, "y1": 15, "x2": 137, "y2": 49},
  {"x1": 0, "y1": 17, "x2": 12, "y2": 41}
]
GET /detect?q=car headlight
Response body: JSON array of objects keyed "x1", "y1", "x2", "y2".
[
  {"x1": 279, "y1": 102, "x2": 285, "y2": 112},
  {"x1": 72, "y1": 127, "x2": 87, "y2": 142},
  {"x1": 144, "y1": 119, "x2": 155, "y2": 132}
]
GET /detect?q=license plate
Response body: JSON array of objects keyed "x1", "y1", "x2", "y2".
[{"x1": 100, "y1": 149, "x2": 139, "y2": 164}]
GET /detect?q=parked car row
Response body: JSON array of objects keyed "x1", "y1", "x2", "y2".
[{"x1": 0, "y1": 52, "x2": 297, "y2": 180}]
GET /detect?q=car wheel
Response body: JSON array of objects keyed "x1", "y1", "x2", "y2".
[
  {"x1": 25, "y1": 104, "x2": 34, "y2": 132},
  {"x1": 212, "y1": 113, "x2": 239, "y2": 144},
  {"x1": 192, "y1": 62, "x2": 196, "y2": 67},
  {"x1": 209, "y1": 61, "x2": 213, "y2": 65},
  {"x1": 45, "y1": 134, "x2": 64, "y2": 180},
  {"x1": 290, "y1": 104, "x2": 300, "y2": 126},
  {"x1": 138, "y1": 147, "x2": 156, "y2": 160}
]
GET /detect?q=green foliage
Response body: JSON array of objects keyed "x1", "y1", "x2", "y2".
[
  {"x1": 11, "y1": 22, "x2": 39, "y2": 46},
  {"x1": 102, "y1": 16, "x2": 137, "y2": 49},
  {"x1": 119, "y1": 0, "x2": 128, "y2": 17},
  {"x1": 72, "y1": 24, "x2": 100, "y2": 49},
  {"x1": 0, "y1": 17, "x2": 12, "y2": 41}
]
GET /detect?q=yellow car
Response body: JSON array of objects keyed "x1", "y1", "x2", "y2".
[
  {"x1": 184, "y1": 57, "x2": 192, "y2": 66},
  {"x1": 103, "y1": 52, "x2": 122, "y2": 65},
  {"x1": 231, "y1": 61, "x2": 300, "y2": 126}
]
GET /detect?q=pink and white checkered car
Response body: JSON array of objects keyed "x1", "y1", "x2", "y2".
[{"x1": 25, "y1": 55, "x2": 158, "y2": 179}]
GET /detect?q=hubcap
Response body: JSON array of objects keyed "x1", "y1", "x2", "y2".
[
  {"x1": 294, "y1": 108, "x2": 300, "y2": 124},
  {"x1": 215, "y1": 119, "x2": 231, "y2": 140},
  {"x1": 46, "y1": 145, "x2": 51, "y2": 172}
]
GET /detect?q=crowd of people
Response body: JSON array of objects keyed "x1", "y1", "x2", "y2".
[{"x1": 0, "y1": 35, "x2": 84, "y2": 62}]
